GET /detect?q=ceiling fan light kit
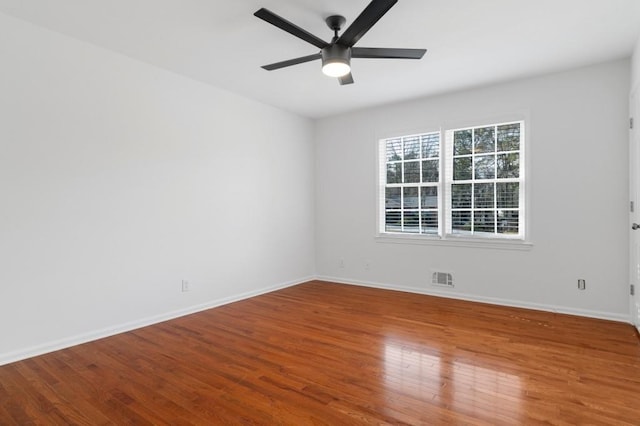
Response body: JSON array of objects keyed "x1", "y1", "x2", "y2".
[
  {"x1": 254, "y1": 0, "x2": 426, "y2": 85},
  {"x1": 321, "y1": 44, "x2": 351, "y2": 77}
]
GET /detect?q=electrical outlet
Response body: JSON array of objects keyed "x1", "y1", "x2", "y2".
[
  {"x1": 181, "y1": 280, "x2": 190, "y2": 292},
  {"x1": 577, "y1": 279, "x2": 586, "y2": 290},
  {"x1": 364, "y1": 259, "x2": 371, "y2": 270},
  {"x1": 339, "y1": 258, "x2": 345, "y2": 269}
]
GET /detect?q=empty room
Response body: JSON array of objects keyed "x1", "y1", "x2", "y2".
[{"x1": 2, "y1": 0, "x2": 640, "y2": 424}]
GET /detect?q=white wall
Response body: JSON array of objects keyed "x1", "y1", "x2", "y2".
[
  {"x1": 315, "y1": 59, "x2": 630, "y2": 321},
  {"x1": 633, "y1": 37, "x2": 640, "y2": 92},
  {"x1": 0, "y1": 12, "x2": 315, "y2": 364}
]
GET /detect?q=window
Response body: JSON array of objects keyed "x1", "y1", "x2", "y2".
[
  {"x1": 382, "y1": 132, "x2": 441, "y2": 235},
  {"x1": 379, "y1": 121, "x2": 525, "y2": 242}
]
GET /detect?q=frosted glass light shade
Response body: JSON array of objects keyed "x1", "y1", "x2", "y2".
[{"x1": 322, "y1": 61, "x2": 351, "y2": 77}]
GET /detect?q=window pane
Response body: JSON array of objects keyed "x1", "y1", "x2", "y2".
[
  {"x1": 403, "y1": 211, "x2": 420, "y2": 233},
  {"x1": 404, "y1": 161, "x2": 420, "y2": 183},
  {"x1": 421, "y1": 134, "x2": 439, "y2": 158},
  {"x1": 474, "y1": 211, "x2": 495, "y2": 233},
  {"x1": 452, "y1": 184, "x2": 472, "y2": 208},
  {"x1": 497, "y1": 153, "x2": 519, "y2": 178},
  {"x1": 454, "y1": 130, "x2": 472, "y2": 155},
  {"x1": 474, "y1": 155, "x2": 495, "y2": 179},
  {"x1": 421, "y1": 186, "x2": 438, "y2": 209},
  {"x1": 387, "y1": 163, "x2": 402, "y2": 184},
  {"x1": 497, "y1": 210, "x2": 519, "y2": 234},
  {"x1": 385, "y1": 187, "x2": 401, "y2": 209},
  {"x1": 474, "y1": 183, "x2": 494, "y2": 208},
  {"x1": 421, "y1": 211, "x2": 438, "y2": 233},
  {"x1": 403, "y1": 187, "x2": 419, "y2": 208},
  {"x1": 452, "y1": 211, "x2": 472, "y2": 232},
  {"x1": 385, "y1": 210, "x2": 401, "y2": 232},
  {"x1": 497, "y1": 124, "x2": 520, "y2": 152},
  {"x1": 453, "y1": 157, "x2": 472, "y2": 180},
  {"x1": 422, "y1": 159, "x2": 439, "y2": 182},
  {"x1": 474, "y1": 126, "x2": 495, "y2": 154},
  {"x1": 497, "y1": 182, "x2": 519, "y2": 208},
  {"x1": 404, "y1": 136, "x2": 420, "y2": 160},
  {"x1": 386, "y1": 139, "x2": 402, "y2": 161}
]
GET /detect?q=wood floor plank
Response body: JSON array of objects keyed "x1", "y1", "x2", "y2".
[{"x1": 1, "y1": 280, "x2": 640, "y2": 424}]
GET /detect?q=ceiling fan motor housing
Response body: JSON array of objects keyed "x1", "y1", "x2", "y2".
[{"x1": 322, "y1": 44, "x2": 351, "y2": 64}]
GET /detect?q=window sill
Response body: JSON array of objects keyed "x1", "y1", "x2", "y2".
[{"x1": 375, "y1": 233, "x2": 533, "y2": 251}]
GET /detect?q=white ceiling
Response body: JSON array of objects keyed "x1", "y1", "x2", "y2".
[{"x1": 1, "y1": 0, "x2": 639, "y2": 119}]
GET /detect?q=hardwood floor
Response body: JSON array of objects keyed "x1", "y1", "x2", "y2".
[{"x1": 1, "y1": 280, "x2": 640, "y2": 425}]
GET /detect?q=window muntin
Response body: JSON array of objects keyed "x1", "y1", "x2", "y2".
[
  {"x1": 382, "y1": 133, "x2": 440, "y2": 235},
  {"x1": 379, "y1": 121, "x2": 525, "y2": 242}
]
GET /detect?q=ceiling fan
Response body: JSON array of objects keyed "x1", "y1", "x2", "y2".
[{"x1": 254, "y1": 0, "x2": 426, "y2": 85}]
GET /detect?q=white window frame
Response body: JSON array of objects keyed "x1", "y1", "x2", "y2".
[
  {"x1": 377, "y1": 131, "x2": 443, "y2": 236},
  {"x1": 376, "y1": 120, "x2": 531, "y2": 250},
  {"x1": 445, "y1": 121, "x2": 525, "y2": 240}
]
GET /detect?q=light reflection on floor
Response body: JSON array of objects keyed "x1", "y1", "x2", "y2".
[{"x1": 383, "y1": 339, "x2": 522, "y2": 422}]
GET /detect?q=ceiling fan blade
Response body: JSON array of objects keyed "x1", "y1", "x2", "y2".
[
  {"x1": 337, "y1": 0, "x2": 397, "y2": 47},
  {"x1": 254, "y1": 8, "x2": 329, "y2": 49},
  {"x1": 261, "y1": 53, "x2": 322, "y2": 71},
  {"x1": 338, "y1": 73, "x2": 354, "y2": 85},
  {"x1": 352, "y1": 47, "x2": 426, "y2": 59}
]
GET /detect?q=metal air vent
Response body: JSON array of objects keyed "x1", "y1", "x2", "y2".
[{"x1": 431, "y1": 271, "x2": 453, "y2": 287}]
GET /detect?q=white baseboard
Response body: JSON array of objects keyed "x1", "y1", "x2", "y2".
[
  {"x1": 0, "y1": 276, "x2": 313, "y2": 366},
  {"x1": 316, "y1": 275, "x2": 631, "y2": 324}
]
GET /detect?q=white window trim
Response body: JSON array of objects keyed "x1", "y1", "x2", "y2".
[
  {"x1": 375, "y1": 233, "x2": 533, "y2": 250},
  {"x1": 375, "y1": 119, "x2": 532, "y2": 251}
]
